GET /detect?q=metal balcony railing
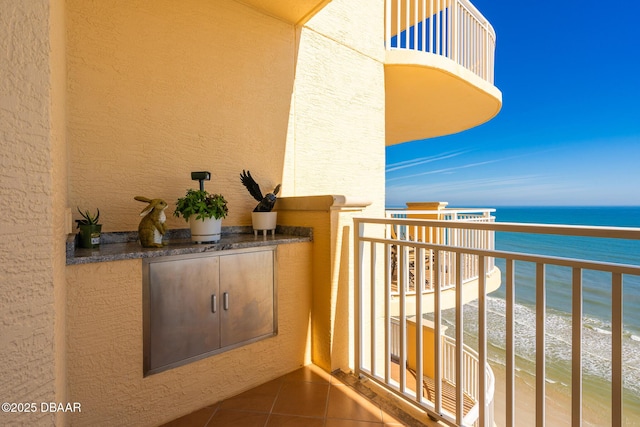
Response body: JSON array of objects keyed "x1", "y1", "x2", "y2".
[
  {"x1": 354, "y1": 216, "x2": 640, "y2": 426},
  {"x1": 385, "y1": 0, "x2": 496, "y2": 83},
  {"x1": 389, "y1": 318, "x2": 495, "y2": 426}
]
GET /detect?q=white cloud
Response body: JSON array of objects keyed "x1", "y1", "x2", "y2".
[
  {"x1": 385, "y1": 150, "x2": 469, "y2": 172},
  {"x1": 386, "y1": 159, "x2": 502, "y2": 182},
  {"x1": 385, "y1": 174, "x2": 585, "y2": 206}
]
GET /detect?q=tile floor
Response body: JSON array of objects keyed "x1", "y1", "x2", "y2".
[{"x1": 159, "y1": 364, "x2": 423, "y2": 427}]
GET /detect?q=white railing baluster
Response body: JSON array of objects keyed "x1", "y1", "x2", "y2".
[
  {"x1": 436, "y1": 0, "x2": 440, "y2": 55},
  {"x1": 405, "y1": 0, "x2": 410, "y2": 49},
  {"x1": 413, "y1": 0, "x2": 420, "y2": 50},
  {"x1": 399, "y1": 243, "x2": 408, "y2": 393},
  {"x1": 612, "y1": 272, "x2": 623, "y2": 427},
  {"x1": 572, "y1": 267, "x2": 583, "y2": 427},
  {"x1": 422, "y1": 0, "x2": 427, "y2": 52},
  {"x1": 397, "y1": 0, "x2": 402, "y2": 48},
  {"x1": 446, "y1": 0, "x2": 451, "y2": 59},
  {"x1": 428, "y1": 0, "x2": 433, "y2": 53},
  {"x1": 416, "y1": 246, "x2": 425, "y2": 404},
  {"x1": 536, "y1": 263, "x2": 546, "y2": 427},
  {"x1": 434, "y1": 249, "x2": 443, "y2": 416},
  {"x1": 468, "y1": 8, "x2": 472, "y2": 68},
  {"x1": 386, "y1": 0, "x2": 392, "y2": 47},
  {"x1": 462, "y1": 8, "x2": 468, "y2": 68},
  {"x1": 385, "y1": 242, "x2": 392, "y2": 384},
  {"x1": 370, "y1": 242, "x2": 377, "y2": 376},
  {"x1": 355, "y1": 222, "x2": 363, "y2": 376},
  {"x1": 478, "y1": 255, "x2": 487, "y2": 427},
  {"x1": 506, "y1": 258, "x2": 515, "y2": 427},
  {"x1": 455, "y1": 251, "x2": 464, "y2": 424}
]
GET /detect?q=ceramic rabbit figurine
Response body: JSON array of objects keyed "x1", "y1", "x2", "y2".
[{"x1": 134, "y1": 196, "x2": 168, "y2": 248}]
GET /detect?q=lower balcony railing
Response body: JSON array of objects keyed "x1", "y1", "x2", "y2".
[
  {"x1": 354, "y1": 216, "x2": 640, "y2": 427},
  {"x1": 386, "y1": 208, "x2": 495, "y2": 294},
  {"x1": 389, "y1": 317, "x2": 495, "y2": 426}
]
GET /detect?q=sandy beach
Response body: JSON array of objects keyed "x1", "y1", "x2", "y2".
[{"x1": 490, "y1": 363, "x2": 640, "y2": 427}]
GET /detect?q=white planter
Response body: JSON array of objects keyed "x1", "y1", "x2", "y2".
[
  {"x1": 189, "y1": 217, "x2": 222, "y2": 243},
  {"x1": 251, "y1": 211, "x2": 277, "y2": 237}
]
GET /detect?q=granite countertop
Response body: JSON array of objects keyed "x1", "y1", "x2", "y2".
[{"x1": 66, "y1": 225, "x2": 313, "y2": 265}]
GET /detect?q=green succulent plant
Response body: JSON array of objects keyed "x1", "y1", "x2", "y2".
[
  {"x1": 76, "y1": 207, "x2": 100, "y2": 228},
  {"x1": 174, "y1": 189, "x2": 228, "y2": 222}
]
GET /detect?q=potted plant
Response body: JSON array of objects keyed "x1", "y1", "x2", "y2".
[
  {"x1": 76, "y1": 207, "x2": 102, "y2": 249},
  {"x1": 240, "y1": 170, "x2": 281, "y2": 236},
  {"x1": 174, "y1": 189, "x2": 228, "y2": 243}
]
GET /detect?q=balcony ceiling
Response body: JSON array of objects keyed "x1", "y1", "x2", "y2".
[
  {"x1": 385, "y1": 50, "x2": 502, "y2": 146},
  {"x1": 235, "y1": 0, "x2": 333, "y2": 25}
]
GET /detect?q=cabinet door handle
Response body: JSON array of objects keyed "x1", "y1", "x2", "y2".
[
  {"x1": 223, "y1": 292, "x2": 229, "y2": 311},
  {"x1": 211, "y1": 294, "x2": 217, "y2": 313}
]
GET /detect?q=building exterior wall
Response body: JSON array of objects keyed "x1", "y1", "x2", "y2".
[
  {"x1": 0, "y1": 1, "x2": 59, "y2": 425},
  {"x1": 1, "y1": 0, "x2": 387, "y2": 424},
  {"x1": 65, "y1": 0, "x2": 296, "y2": 230},
  {"x1": 276, "y1": 196, "x2": 372, "y2": 373},
  {"x1": 285, "y1": 0, "x2": 386, "y2": 213},
  {"x1": 50, "y1": 0, "x2": 70, "y2": 424},
  {"x1": 65, "y1": 0, "x2": 385, "y2": 229}
]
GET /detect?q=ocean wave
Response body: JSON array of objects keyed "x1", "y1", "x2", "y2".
[
  {"x1": 590, "y1": 326, "x2": 612, "y2": 335},
  {"x1": 437, "y1": 296, "x2": 640, "y2": 397}
]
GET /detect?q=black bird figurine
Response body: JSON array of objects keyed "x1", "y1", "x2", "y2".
[{"x1": 240, "y1": 170, "x2": 281, "y2": 212}]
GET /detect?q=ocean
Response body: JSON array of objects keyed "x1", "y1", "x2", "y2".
[{"x1": 440, "y1": 206, "x2": 640, "y2": 425}]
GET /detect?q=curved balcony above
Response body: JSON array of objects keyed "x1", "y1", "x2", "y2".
[
  {"x1": 385, "y1": 0, "x2": 502, "y2": 145},
  {"x1": 235, "y1": 0, "x2": 332, "y2": 25}
]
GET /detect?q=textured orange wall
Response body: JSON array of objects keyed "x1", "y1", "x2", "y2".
[
  {"x1": 0, "y1": 1, "x2": 59, "y2": 425},
  {"x1": 50, "y1": 0, "x2": 70, "y2": 424},
  {"x1": 1, "y1": 0, "x2": 388, "y2": 424},
  {"x1": 62, "y1": 0, "x2": 386, "y2": 423},
  {"x1": 66, "y1": 0, "x2": 296, "y2": 231},
  {"x1": 283, "y1": 0, "x2": 386, "y2": 213},
  {"x1": 280, "y1": 0, "x2": 387, "y2": 372},
  {"x1": 66, "y1": 0, "x2": 386, "y2": 232}
]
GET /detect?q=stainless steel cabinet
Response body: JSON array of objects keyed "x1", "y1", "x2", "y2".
[{"x1": 143, "y1": 247, "x2": 276, "y2": 375}]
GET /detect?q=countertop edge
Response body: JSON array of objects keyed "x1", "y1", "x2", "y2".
[{"x1": 66, "y1": 226, "x2": 313, "y2": 265}]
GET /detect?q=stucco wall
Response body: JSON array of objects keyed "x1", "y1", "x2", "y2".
[
  {"x1": 2, "y1": 0, "x2": 388, "y2": 424},
  {"x1": 0, "y1": 1, "x2": 59, "y2": 425},
  {"x1": 50, "y1": 0, "x2": 69, "y2": 424},
  {"x1": 66, "y1": 0, "x2": 296, "y2": 231},
  {"x1": 65, "y1": 243, "x2": 312, "y2": 426},
  {"x1": 64, "y1": 0, "x2": 385, "y2": 385},
  {"x1": 65, "y1": 0, "x2": 386, "y2": 230},
  {"x1": 276, "y1": 196, "x2": 372, "y2": 373},
  {"x1": 284, "y1": 0, "x2": 386, "y2": 214},
  {"x1": 63, "y1": 0, "x2": 386, "y2": 422}
]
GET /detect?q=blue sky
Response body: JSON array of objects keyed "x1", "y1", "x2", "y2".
[{"x1": 386, "y1": 0, "x2": 640, "y2": 207}]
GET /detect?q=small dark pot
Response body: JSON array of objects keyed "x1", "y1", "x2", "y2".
[{"x1": 78, "y1": 224, "x2": 102, "y2": 249}]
